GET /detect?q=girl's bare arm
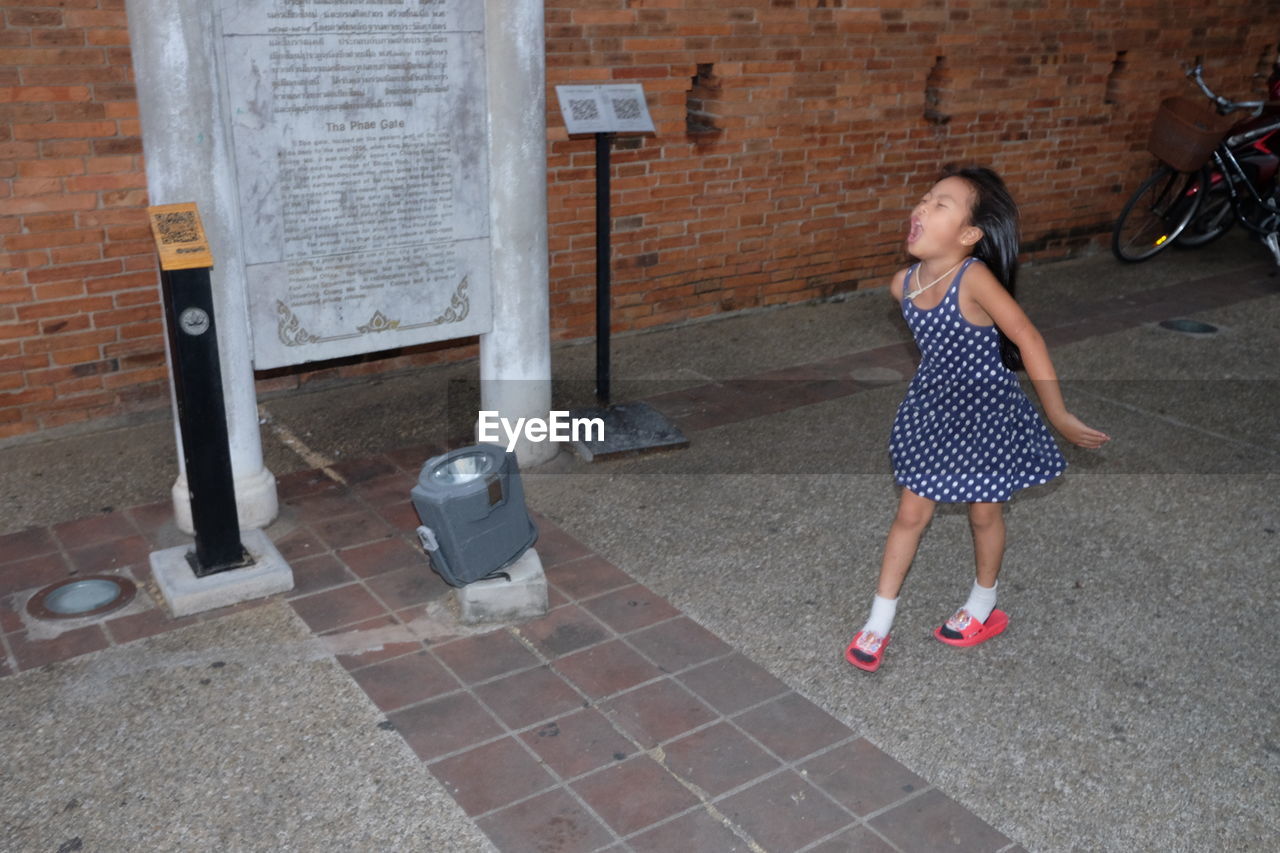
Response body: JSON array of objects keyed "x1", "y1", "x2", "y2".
[{"x1": 967, "y1": 268, "x2": 1110, "y2": 449}]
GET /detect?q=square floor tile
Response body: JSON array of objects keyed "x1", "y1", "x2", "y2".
[
  {"x1": 473, "y1": 665, "x2": 587, "y2": 729},
  {"x1": 0, "y1": 527, "x2": 57, "y2": 564},
  {"x1": 806, "y1": 824, "x2": 898, "y2": 853},
  {"x1": 554, "y1": 639, "x2": 661, "y2": 699},
  {"x1": 364, "y1": 565, "x2": 449, "y2": 611},
  {"x1": 289, "y1": 583, "x2": 388, "y2": 632},
  {"x1": 53, "y1": 511, "x2": 134, "y2": 549},
  {"x1": 716, "y1": 771, "x2": 852, "y2": 851},
  {"x1": 476, "y1": 787, "x2": 614, "y2": 853},
  {"x1": 273, "y1": 527, "x2": 327, "y2": 562},
  {"x1": 627, "y1": 616, "x2": 733, "y2": 674},
  {"x1": 0, "y1": 553, "x2": 72, "y2": 598},
  {"x1": 869, "y1": 788, "x2": 1011, "y2": 852},
  {"x1": 337, "y1": 535, "x2": 425, "y2": 578},
  {"x1": 374, "y1": 501, "x2": 422, "y2": 533},
  {"x1": 124, "y1": 501, "x2": 173, "y2": 535},
  {"x1": 519, "y1": 708, "x2": 635, "y2": 779},
  {"x1": 286, "y1": 554, "x2": 355, "y2": 598},
  {"x1": 546, "y1": 555, "x2": 633, "y2": 601},
  {"x1": 9, "y1": 624, "x2": 109, "y2": 671},
  {"x1": 288, "y1": 490, "x2": 361, "y2": 524},
  {"x1": 516, "y1": 604, "x2": 610, "y2": 658},
  {"x1": 801, "y1": 739, "x2": 927, "y2": 817},
  {"x1": 275, "y1": 468, "x2": 341, "y2": 500},
  {"x1": 734, "y1": 692, "x2": 853, "y2": 763},
  {"x1": 571, "y1": 756, "x2": 700, "y2": 836},
  {"x1": 580, "y1": 584, "x2": 680, "y2": 635},
  {"x1": 312, "y1": 512, "x2": 395, "y2": 550},
  {"x1": 678, "y1": 653, "x2": 790, "y2": 715},
  {"x1": 349, "y1": 649, "x2": 460, "y2": 712},
  {"x1": 662, "y1": 721, "x2": 780, "y2": 797},
  {"x1": 387, "y1": 692, "x2": 504, "y2": 762},
  {"x1": 104, "y1": 605, "x2": 201, "y2": 646},
  {"x1": 352, "y1": 471, "x2": 419, "y2": 507},
  {"x1": 433, "y1": 629, "x2": 539, "y2": 684},
  {"x1": 600, "y1": 679, "x2": 717, "y2": 748},
  {"x1": 629, "y1": 808, "x2": 753, "y2": 853},
  {"x1": 67, "y1": 534, "x2": 150, "y2": 574},
  {"x1": 529, "y1": 520, "x2": 593, "y2": 568},
  {"x1": 386, "y1": 442, "x2": 445, "y2": 472},
  {"x1": 324, "y1": 615, "x2": 423, "y2": 671},
  {"x1": 328, "y1": 454, "x2": 398, "y2": 484},
  {"x1": 429, "y1": 736, "x2": 557, "y2": 816}
]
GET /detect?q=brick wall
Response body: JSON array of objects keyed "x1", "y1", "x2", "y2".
[
  {"x1": 1, "y1": 0, "x2": 1276, "y2": 442},
  {"x1": 543, "y1": 0, "x2": 1277, "y2": 338},
  {"x1": 1, "y1": 0, "x2": 157, "y2": 441}
]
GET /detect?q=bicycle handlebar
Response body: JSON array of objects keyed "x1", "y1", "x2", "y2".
[{"x1": 1184, "y1": 63, "x2": 1266, "y2": 115}]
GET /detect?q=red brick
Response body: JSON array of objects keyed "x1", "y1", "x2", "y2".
[
  {"x1": 12, "y1": 120, "x2": 117, "y2": 140},
  {"x1": 4, "y1": 193, "x2": 98, "y2": 215}
]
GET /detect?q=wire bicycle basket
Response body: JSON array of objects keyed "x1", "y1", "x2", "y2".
[{"x1": 1147, "y1": 97, "x2": 1236, "y2": 172}]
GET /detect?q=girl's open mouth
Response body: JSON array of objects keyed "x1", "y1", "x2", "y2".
[{"x1": 907, "y1": 218, "x2": 923, "y2": 244}]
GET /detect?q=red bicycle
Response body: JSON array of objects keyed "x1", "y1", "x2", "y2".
[{"x1": 1112, "y1": 60, "x2": 1280, "y2": 264}]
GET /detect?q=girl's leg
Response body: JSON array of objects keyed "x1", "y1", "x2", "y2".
[
  {"x1": 967, "y1": 501, "x2": 1005, "y2": 588},
  {"x1": 943, "y1": 501, "x2": 1006, "y2": 629},
  {"x1": 876, "y1": 487, "x2": 938, "y2": 598},
  {"x1": 851, "y1": 488, "x2": 935, "y2": 662}
]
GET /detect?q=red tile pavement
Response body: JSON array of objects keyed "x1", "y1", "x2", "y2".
[{"x1": 0, "y1": 403, "x2": 1035, "y2": 853}]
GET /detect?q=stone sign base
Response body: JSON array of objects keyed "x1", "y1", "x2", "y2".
[{"x1": 150, "y1": 529, "x2": 293, "y2": 618}]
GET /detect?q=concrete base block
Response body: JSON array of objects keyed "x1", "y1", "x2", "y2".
[
  {"x1": 172, "y1": 468, "x2": 279, "y2": 534},
  {"x1": 150, "y1": 528, "x2": 294, "y2": 618},
  {"x1": 455, "y1": 548, "x2": 548, "y2": 625}
]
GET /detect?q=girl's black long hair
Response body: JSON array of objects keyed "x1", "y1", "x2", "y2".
[{"x1": 941, "y1": 164, "x2": 1023, "y2": 371}]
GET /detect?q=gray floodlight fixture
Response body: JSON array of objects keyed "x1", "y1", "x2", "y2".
[{"x1": 411, "y1": 444, "x2": 538, "y2": 587}]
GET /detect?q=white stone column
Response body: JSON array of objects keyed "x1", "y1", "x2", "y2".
[
  {"x1": 126, "y1": 0, "x2": 277, "y2": 531},
  {"x1": 479, "y1": 0, "x2": 556, "y2": 467}
]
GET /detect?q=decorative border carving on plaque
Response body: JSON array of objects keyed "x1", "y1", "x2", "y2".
[{"x1": 276, "y1": 276, "x2": 471, "y2": 348}]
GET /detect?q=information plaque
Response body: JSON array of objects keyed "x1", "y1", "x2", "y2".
[
  {"x1": 147, "y1": 203, "x2": 214, "y2": 272},
  {"x1": 218, "y1": 0, "x2": 493, "y2": 369},
  {"x1": 555, "y1": 84, "x2": 655, "y2": 136}
]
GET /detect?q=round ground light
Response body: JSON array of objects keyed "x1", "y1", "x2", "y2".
[
  {"x1": 27, "y1": 575, "x2": 137, "y2": 620},
  {"x1": 1158, "y1": 318, "x2": 1219, "y2": 335}
]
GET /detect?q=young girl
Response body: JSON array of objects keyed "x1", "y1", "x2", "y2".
[{"x1": 846, "y1": 165, "x2": 1110, "y2": 673}]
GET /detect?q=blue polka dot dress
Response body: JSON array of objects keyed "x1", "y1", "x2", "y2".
[{"x1": 890, "y1": 257, "x2": 1066, "y2": 503}]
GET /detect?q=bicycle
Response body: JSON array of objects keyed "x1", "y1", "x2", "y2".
[{"x1": 1111, "y1": 62, "x2": 1280, "y2": 265}]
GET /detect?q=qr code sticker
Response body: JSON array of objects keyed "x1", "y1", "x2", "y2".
[
  {"x1": 611, "y1": 97, "x2": 641, "y2": 121},
  {"x1": 154, "y1": 211, "x2": 199, "y2": 244},
  {"x1": 569, "y1": 98, "x2": 600, "y2": 122}
]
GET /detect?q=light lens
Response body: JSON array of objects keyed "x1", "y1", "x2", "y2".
[
  {"x1": 43, "y1": 579, "x2": 127, "y2": 615},
  {"x1": 431, "y1": 452, "x2": 493, "y2": 485}
]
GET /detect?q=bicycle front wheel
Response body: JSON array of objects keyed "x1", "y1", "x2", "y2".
[
  {"x1": 1111, "y1": 165, "x2": 1203, "y2": 262},
  {"x1": 1176, "y1": 167, "x2": 1234, "y2": 248}
]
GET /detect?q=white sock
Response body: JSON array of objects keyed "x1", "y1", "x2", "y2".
[
  {"x1": 961, "y1": 580, "x2": 998, "y2": 624},
  {"x1": 861, "y1": 593, "x2": 898, "y2": 638}
]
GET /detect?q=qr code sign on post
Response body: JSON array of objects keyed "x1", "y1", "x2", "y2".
[
  {"x1": 611, "y1": 97, "x2": 642, "y2": 121},
  {"x1": 569, "y1": 98, "x2": 600, "y2": 122},
  {"x1": 154, "y1": 211, "x2": 200, "y2": 244}
]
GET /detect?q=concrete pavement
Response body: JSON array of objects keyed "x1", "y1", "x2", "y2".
[{"x1": 2, "y1": 229, "x2": 1278, "y2": 851}]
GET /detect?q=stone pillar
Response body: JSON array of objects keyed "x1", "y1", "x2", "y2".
[
  {"x1": 125, "y1": 0, "x2": 277, "y2": 532},
  {"x1": 479, "y1": 0, "x2": 557, "y2": 467}
]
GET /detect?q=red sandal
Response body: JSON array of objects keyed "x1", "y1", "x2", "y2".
[
  {"x1": 845, "y1": 630, "x2": 890, "y2": 672},
  {"x1": 933, "y1": 608, "x2": 1008, "y2": 647}
]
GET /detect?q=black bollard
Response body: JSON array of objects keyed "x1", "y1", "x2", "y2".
[{"x1": 150, "y1": 204, "x2": 249, "y2": 576}]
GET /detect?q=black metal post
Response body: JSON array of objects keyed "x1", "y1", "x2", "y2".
[
  {"x1": 159, "y1": 266, "x2": 249, "y2": 576},
  {"x1": 595, "y1": 131, "x2": 613, "y2": 405}
]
